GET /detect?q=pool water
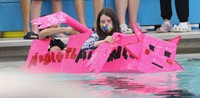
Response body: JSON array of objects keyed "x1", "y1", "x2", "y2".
[{"x1": 0, "y1": 54, "x2": 200, "y2": 98}]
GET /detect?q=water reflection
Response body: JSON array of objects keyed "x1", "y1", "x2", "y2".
[
  {"x1": 156, "y1": 89, "x2": 195, "y2": 98},
  {"x1": 84, "y1": 72, "x2": 197, "y2": 97}
]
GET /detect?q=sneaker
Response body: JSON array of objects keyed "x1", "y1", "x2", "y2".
[
  {"x1": 135, "y1": 23, "x2": 148, "y2": 33},
  {"x1": 172, "y1": 22, "x2": 191, "y2": 33},
  {"x1": 156, "y1": 22, "x2": 172, "y2": 33},
  {"x1": 120, "y1": 24, "x2": 133, "y2": 34}
]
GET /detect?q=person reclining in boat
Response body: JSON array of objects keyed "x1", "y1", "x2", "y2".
[{"x1": 38, "y1": 25, "x2": 79, "y2": 51}]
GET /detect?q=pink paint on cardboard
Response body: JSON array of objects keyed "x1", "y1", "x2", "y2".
[
  {"x1": 125, "y1": 21, "x2": 183, "y2": 73},
  {"x1": 31, "y1": 11, "x2": 92, "y2": 34}
]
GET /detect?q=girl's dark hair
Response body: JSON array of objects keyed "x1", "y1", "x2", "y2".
[{"x1": 96, "y1": 8, "x2": 121, "y2": 40}]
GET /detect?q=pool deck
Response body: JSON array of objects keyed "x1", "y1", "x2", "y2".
[{"x1": 0, "y1": 30, "x2": 200, "y2": 59}]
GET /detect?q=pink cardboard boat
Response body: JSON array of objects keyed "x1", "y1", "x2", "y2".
[{"x1": 22, "y1": 11, "x2": 184, "y2": 74}]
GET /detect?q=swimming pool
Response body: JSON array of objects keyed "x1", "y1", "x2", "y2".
[{"x1": 0, "y1": 54, "x2": 200, "y2": 98}]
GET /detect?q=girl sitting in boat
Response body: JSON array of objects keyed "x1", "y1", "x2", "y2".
[{"x1": 82, "y1": 8, "x2": 121, "y2": 50}]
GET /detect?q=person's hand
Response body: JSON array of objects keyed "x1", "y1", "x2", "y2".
[{"x1": 104, "y1": 36, "x2": 115, "y2": 44}]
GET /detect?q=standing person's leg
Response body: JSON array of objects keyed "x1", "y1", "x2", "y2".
[
  {"x1": 31, "y1": 0, "x2": 43, "y2": 34},
  {"x1": 20, "y1": 0, "x2": 31, "y2": 35},
  {"x1": 74, "y1": 0, "x2": 86, "y2": 26},
  {"x1": 115, "y1": 0, "x2": 127, "y2": 26},
  {"x1": 128, "y1": 0, "x2": 147, "y2": 33},
  {"x1": 128, "y1": 0, "x2": 139, "y2": 23},
  {"x1": 160, "y1": 0, "x2": 172, "y2": 21},
  {"x1": 52, "y1": 0, "x2": 62, "y2": 13},
  {"x1": 115, "y1": 0, "x2": 132, "y2": 33},
  {"x1": 156, "y1": 0, "x2": 172, "y2": 33},
  {"x1": 175, "y1": 0, "x2": 189, "y2": 22},
  {"x1": 93, "y1": 0, "x2": 104, "y2": 31},
  {"x1": 173, "y1": 0, "x2": 191, "y2": 32}
]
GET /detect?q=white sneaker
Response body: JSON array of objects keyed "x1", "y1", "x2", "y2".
[
  {"x1": 173, "y1": 22, "x2": 191, "y2": 32},
  {"x1": 120, "y1": 24, "x2": 133, "y2": 34}
]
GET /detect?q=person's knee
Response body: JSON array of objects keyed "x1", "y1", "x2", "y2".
[{"x1": 50, "y1": 46, "x2": 62, "y2": 51}]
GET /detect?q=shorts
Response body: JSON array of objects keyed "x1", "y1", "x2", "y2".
[{"x1": 49, "y1": 39, "x2": 65, "y2": 51}]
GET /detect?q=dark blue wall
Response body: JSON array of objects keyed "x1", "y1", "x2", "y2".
[{"x1": 0, "y1": 0, "x2": 200, "y2": 31}]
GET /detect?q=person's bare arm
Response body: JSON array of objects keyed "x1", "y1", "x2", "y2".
[{"x1": 39, "y1": 27, "x2": 79, "y2": 39}]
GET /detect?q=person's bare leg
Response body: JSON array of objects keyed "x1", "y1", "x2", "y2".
[
  {"x1": 52, "y1": 0, "x2": 62, "y2": 13},
  {"x1": 31, "y1": 0, "x2": 42, "y2": 34},
  {"x1": 20, "y1": 0, "x2": 31, "y2": 35},
  {"x1": 128, "y1": 0, "x2": 139, "y2": 23},
  {"x1": 115, "y1": 0, "x2": 127, "y2": 25},
  {"x1": 93, "y1": 0, "x2": 104, "y2": 30},
  {"x1": 115, "y1": 0, "x2": 133, "y2": 33},
  {"x1": 128, "y1": 0, "x2": 147, "y2": 32},
  {"x1": 50, "y1": 46, "x2": 62, "y2": 51},
  {"x1": 74, "y1": 0, "x2": 86, "y2": 26}
]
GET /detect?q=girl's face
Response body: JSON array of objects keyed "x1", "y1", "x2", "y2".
[{"x1": 100, "y1": 14, "x2": 113, "y2": 34}]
